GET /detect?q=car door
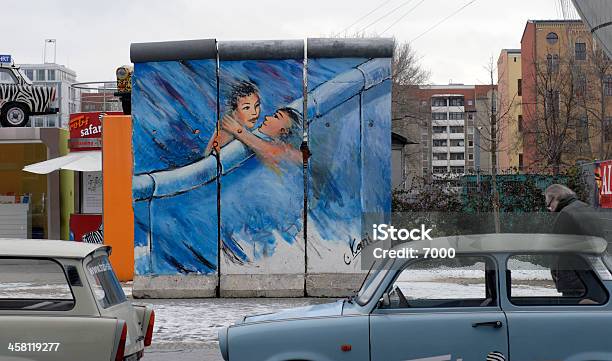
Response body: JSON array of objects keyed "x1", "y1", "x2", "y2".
[
  {"x1": 503, "y1": 253, "x2": 612, "y2": 360},
  {"x1": 370, "y1": 255, "x2": 509, "y2": 361}
]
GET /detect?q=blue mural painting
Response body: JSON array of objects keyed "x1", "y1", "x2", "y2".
[
  {"x1": 131, "y1": 39, "x2": 392, "y2": 277},
  {"x1": 132, "y1": 59, "x2": 218, "y2": 275},
  {"x1": 307, "y1": 57, "x2": 392, "y2": 271}
]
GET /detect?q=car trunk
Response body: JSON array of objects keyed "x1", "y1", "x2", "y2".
[{"x1": 84, "y1": 252, "x2": 143, "y2": 358}]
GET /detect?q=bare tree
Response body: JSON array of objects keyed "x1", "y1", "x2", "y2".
[
  {"x1": 473, "y1": 57, "x2": 517, "y2": 232},
  {"x1": 582, "y1": 46, "x2": 612, "y2": 160},
  {"x1": 392, "y1": 41, "x2": 431, "y2": 87},
  {"x1": 524, "y1": 55, "x2": 583, "y2": 174}
]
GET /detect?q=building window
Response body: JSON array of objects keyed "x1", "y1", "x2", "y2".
[
  {"x1": 450, "y1": 166, "x2": 464, "y2": 173},
  {"x1": 574, "y1": 72, "x2": 587, "y2": 97},
  {"x1": 450, "y1": 126, "x2": 464, "y2": 133},
  {"x1": 0, "y1": 69, "x2": 16, "y2": 84},
  {"x1": 24, "y1": 69, "x2": 33, "y2": 81},
  {"x1": 577, "y1": 116, "x2": 589, "y2": 142},
  {"x1": 605, "y1": 117, "x2": 612, "y2": 142},
  {"x1": 47, "y1": 69, "x2": 56, "y2": 81},
  {"x1": 467, "y1": 113, "x2": 474, "y2": 120},
  {"x1": 433, "y1": 139, "x2": 447, "y2": 147},
  {"x1": 450, "y1": 153, "x2": 465, "y2": 160},
  {"x1": 547, "y1": 54, "x2": 559, "y2": 73},
  {"x1": 546, "y1": 32, "x2": 559, "y2": 45},
  {"x1": 468, "y1": 140, "x2": 474, "y2": 147},
  {"x1": 432, "y1": 112, "x2": 447, "y2": 120},
  {"x1": 449, "y1": 97, "x2": 464, "y2": 106},
  {"x1": 575, "y1": 42, "x2": 587, "y2": 61},
  {"x1": 517, "y1": 79, "x2": 522, "y2": 96},
  {"x1": 518, "y1": 154, "x2": 524, "y2": 170},
  {"x1": 433, "y1": 153, "x2": 448, "y2": 160},
  {"x1": 450, "y1": 139, "x2": 464, "y2": 147},
  {"x1": 423, "y1": 153, "x2": 429, "y2": 160},
  {"x1": 36, "y1": 69, "x2": 45, "y2": 81},
  {"x1": 433, "y1": 126, "x2": 447, "y2": 133},
  {"x1": 518, "y1": 114, "x2": 523, "y2": 132},
  {"x1": 467, "y1": 100, "x2": 473, "y2": 106},
  {"x1": 468, "y1": 153, "x2": 474, "y2": 160},
  {"x1": 432, "y1": 98, "x2": 447, "y2": 107},
  {"x1": 423, "y1": 168, "x2": 428, "y2": 175},
  {"x1": 546, "y1": 90, "x2": 560, "y2": 119},
  {"x1": 433, "y1": 166, "x2": 447, "y2": 174},
  {"x1": 449, "y1": 112, "x2": 464, "y2": 120},
  {"x1": 605, "y1": 75, "x2": 612, "y2": 96}
]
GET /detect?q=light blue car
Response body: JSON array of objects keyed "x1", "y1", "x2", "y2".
[{"x1": 219, "y1": 234, "x2": 612, "y2": 361}]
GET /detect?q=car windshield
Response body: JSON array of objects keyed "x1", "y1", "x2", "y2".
[
  {"x1": 85, "y1": 254, "x2": 126, "y2": 309},
  {"x1": 355, "y1": 258, "x2": 394, "y2": 306}
]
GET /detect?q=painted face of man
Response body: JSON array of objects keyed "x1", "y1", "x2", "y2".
[
  {"x1": 233, "y1": 93, "x2": 260, "y2": 129},
  {"x1": 260, "y1": 110, "x2": 292, "y2": 139}
]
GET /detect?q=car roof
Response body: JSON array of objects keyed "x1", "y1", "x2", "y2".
[
  {"x1": 392, "y1": 233, "x2": 608, "y2": 255},
  {"x1": 0, "y1": 239, "x2": 110, "y2": 259}
]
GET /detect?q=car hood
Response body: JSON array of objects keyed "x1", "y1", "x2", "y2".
[{"x1": 242, "y1": 300, "x2": 344, "y2": 323}]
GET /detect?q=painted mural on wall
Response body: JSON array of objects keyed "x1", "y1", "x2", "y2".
[
  {"x1": 132, "y1": 59, "x2": 219, "y2": 275},
  {"x1": 131, "y1": 39, "x2": 392, "y2": 277},
  {"x1": 217, "y1": 58, "x2": 305, "y2": 274},
  {"x1": 307, "y1": 57, "x2": 392, "y2": 272}
]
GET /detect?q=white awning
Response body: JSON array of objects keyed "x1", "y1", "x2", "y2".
[{"x1": 23, "y1": 151, "x2": 101, "y2": 174}]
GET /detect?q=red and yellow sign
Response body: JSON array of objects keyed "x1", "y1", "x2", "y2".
[
  {"x1": 68, "y1": 112, "x2": 121, "y2": 151},
  {"x1": 596, "y1": 160, "x2": 612, "y2": 208}
]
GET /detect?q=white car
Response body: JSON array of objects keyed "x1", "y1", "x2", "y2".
[{"x1": 0, "y1": 239, "x2": 154, "y2": 360}]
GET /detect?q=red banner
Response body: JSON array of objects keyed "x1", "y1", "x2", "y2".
[
  {"x1": 68, "y1": 112, "x2": 121, "y2": 151},
  {"x1": 70, "y1": 213, "x2": 103, "y2": 243},
  {"x1": 596, "y1": 160, "x2": 612, "y2": 208}
]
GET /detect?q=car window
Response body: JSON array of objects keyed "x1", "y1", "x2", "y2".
[
  {"x1": 85, "y1": 255, "x2": 126, "y2": 309},
  {"x1": 0, "y1": 69, "x2": 17, "y2": 84},
  {"x1": 0, "y1": 258, "x2": 74, "y2": 311},
  {"x1": 381, "y1": 256, "x2": 497, "y2": 309},
  {"x1": 507, "y1": 254, "x2": 608, "y2": 306}
]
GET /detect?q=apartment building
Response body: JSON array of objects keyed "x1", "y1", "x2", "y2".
[{"x1": 392, "y1": 84, "x2": 497, "y2": 182}]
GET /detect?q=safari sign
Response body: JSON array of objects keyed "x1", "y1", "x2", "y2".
[{"x1": 0, "y1": 55, "x2": 11, "y2": 63}]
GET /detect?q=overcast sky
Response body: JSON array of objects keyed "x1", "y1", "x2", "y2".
[{"x1": 6, "y1": 0, "x2": 579, "y2": 85}]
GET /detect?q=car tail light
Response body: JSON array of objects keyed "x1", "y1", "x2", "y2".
[
  {"x1": 144, "y1": 310, "x2": 155, "y2": 346},
  {"x1": 115, "y1": 323, "x2": 127, "y2": 361}
]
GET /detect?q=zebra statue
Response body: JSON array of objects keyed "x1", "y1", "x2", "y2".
[{"x1": 82, "y1": 224, "x2": 104, "y2": 244}]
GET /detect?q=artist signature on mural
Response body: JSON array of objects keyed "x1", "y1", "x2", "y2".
[{"x1": 344, "y1": 235, "x2": 374, "y2": 265}]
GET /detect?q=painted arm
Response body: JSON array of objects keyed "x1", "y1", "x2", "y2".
[{"x1": 222, "y1": 117, "x2": 287, "y2": 165}]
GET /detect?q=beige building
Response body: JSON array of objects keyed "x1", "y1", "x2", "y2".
[{"x1": 497, "y1": 49, "x2": 524, "y2": 170}]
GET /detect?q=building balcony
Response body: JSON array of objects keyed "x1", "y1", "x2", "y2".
[
  {"x1": 449, "y1": 146, "x2": 465, "y2": 153},
  {"x1": 432, "y1": 159, "x2": 448, "y2": 166},
  {"x1": 432, "y1": 119, "x2": 463, "y2": 127},
  {"x1": 432, "y1": 133, "x2": 449, "y2": 139},
  {"x1": 448, "y1": 132, "x2": 465, "y2": 139},
  {"x1": 432, "y1": 146, "x2": 448, "y2": 153},
  {"x1": 449, "y1": 159, "x2": 465, "y2": 166}
]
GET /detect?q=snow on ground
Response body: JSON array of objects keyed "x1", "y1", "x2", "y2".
[{"x1": 133, "y1": 298, "x2": 331, "y2": 346}]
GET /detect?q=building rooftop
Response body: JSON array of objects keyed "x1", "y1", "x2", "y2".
[{"x1": 19, "y1": 63, "x2": 77, "y2": 77}]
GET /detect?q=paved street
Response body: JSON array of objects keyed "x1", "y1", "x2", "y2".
[{"x1": 145, "y1": 344, "x2": 224, "y2": 361}]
